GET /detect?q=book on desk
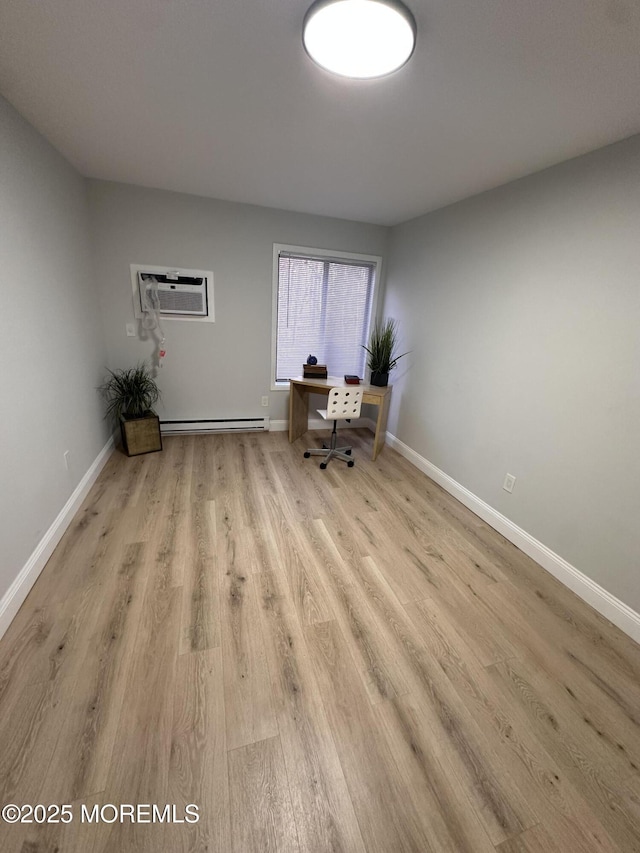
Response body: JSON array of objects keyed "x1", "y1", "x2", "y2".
[{"x1": 303, "y1": 363, "x2": 328, "y2": 379}]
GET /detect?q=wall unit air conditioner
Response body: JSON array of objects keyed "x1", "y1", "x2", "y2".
[{"x1": 130, "y1": 264, "x2": 214, "y2": 322}]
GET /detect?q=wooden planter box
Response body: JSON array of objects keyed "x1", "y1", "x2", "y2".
[{"x1": 120, "y1": 414, "x2": 162, "y2": 457}]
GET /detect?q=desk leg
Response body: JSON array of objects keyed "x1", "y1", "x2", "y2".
[
  {"x1": 372, "y1": 393, "x2": 390, "y2": 460},
  {"x1": 289, "y1": 384, "x2": 308, "y2": 443}
]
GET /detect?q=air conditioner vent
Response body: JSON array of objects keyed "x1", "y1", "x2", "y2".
[
  {"x1": 130, "y1": 264, "x2": 214, "y2": 323},
  {"x1": 157, "y1": 288, "x2": 205, "y2": 314}
]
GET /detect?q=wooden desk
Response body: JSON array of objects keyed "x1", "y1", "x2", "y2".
[{"x1": 288, "y1": 376, "x2": 392, "y2": 461}]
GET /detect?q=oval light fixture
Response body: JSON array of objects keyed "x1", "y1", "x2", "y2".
[{"x1": 303, "y1": 0, "x2": 416, "y2": 79}]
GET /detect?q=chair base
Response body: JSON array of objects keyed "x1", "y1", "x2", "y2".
[{"x1": 304, "y1": 421, "x2": 355, "y2": 468}]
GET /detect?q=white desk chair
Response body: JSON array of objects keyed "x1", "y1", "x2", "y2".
[{"x1": 304, "y1": 386, "x2": 363, "y2": 469}]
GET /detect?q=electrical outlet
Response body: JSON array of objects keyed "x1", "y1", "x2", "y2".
[
  {"x1": 63, "y1": 450, "x2": 71, "y2": 471},
  {"x1": 261, "y1": 396, "x2": 269, "y2": 407},
  {"x1": 126, "y1": 323, "x2": 137, "y2": 337},
  {"x1": 503, "y1": 473, "x2": 516, "y2": 493}
]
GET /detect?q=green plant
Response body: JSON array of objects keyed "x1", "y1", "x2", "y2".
[
  {"x1": 363, "y1": 318, "x2": 408, "y2": 374},
  {"x1": 98, "y1": 364, "x2": 161, "y2": 423}
]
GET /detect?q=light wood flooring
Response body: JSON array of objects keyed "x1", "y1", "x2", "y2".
[{"x1": 1, "y1": 430, "x2": 640, "y2": 852}]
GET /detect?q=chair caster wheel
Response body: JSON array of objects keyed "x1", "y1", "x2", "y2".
[
  {"x1": 320, "y1": 462, "x2": 327, "y2": 469},
  {"x1": 345, "y1": 449, "x2": 352, "y2": 455},
  {"x1": 347, "y1": 460, "x2": 355, "y2": 467},
  {"x1": 304, "y1": 452, "x2": 311, "y2": 458}
]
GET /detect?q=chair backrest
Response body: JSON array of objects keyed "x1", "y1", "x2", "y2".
[{"x1": 327, "y1": 386, "x2": 363, "y2": 420}]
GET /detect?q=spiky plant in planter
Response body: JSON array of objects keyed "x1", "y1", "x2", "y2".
[
  {"x1": 363, "y1": 318, "x2": 408, "y2": 386},
  {"x1": 99, "y1": 364, "x2": 162, "y2": 456}
]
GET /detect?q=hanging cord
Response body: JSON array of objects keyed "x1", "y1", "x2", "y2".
[{"x1": 140, "y1": 275, "x2": 167, "y2": 368}]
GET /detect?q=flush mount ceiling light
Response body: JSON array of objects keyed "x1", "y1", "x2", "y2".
[{"x1": 303, "y1": 0, "x2": 416, "y2": 79}]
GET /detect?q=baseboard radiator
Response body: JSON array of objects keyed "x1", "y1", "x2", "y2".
[{"x1": 161, "y1": 417, "x2": 270, "y2": 435}]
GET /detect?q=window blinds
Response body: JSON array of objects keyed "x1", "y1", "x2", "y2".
[{"x1": 276, "y1": 253, "x2": 375, "y2": 382}]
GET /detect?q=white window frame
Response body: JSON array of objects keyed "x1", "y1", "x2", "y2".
[{"x1": 271, "y1": 243, "x2": 383, "y2": 391}]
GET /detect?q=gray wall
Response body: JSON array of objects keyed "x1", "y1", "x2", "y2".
[
  {"x1": 88, "y1": 181, "x2": 389, "y2": 423},
  {"x1": 385, "y1": 135, "x2": 640, "y2": 611},
  {"x1": 0, "y1": 96, "x2": 109, "y2": 600}
]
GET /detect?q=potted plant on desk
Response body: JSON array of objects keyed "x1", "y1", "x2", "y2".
[
  {"x1": 99, "y1": 363, "x2": 162, "y2": 456},
  {"x1": 363, "y1": 318, "x2": 408, "y2": 387}
]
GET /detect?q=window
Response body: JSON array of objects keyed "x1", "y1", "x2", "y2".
[{"x1": 272, "y1": 244, "x2": 381, "y2": 386}]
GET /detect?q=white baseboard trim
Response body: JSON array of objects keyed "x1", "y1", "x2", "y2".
[
  {"x1": 386, "y1": 432, "x2": 640, "y2": 645},
  {"x1": 0, "y1": 436, "x2": 115, "y2": 641},
  {"x1": 270, "y1": 417, "x2": 376, "y2": 433}
]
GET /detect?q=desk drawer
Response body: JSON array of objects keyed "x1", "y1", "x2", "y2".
[{"x1": 362, "y1": 392, "x2": 383, "y2": 405}]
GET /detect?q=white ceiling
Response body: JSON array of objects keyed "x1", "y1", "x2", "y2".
[{"x1": 1, "y1": 0, "x2": 639, "y2": 225}]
